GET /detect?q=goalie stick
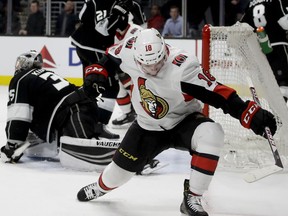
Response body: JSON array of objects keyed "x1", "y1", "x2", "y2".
[
  {"x1": 10, "y1": 141, "x2": 32, "y2": 163},
  {"x1": 243, "y1": 77, "x2": 284, "y2": 183}
]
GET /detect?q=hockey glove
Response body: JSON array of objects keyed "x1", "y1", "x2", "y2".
[
  {"x1": 0, "y1": 142, "x2": 24, "y2": 163},
  {"x1": 83, "y1": 64, "x2": 108, "y2": 98},
  {"x1": 240, "y1": 101, "x2": 277, "y2": 137},
  {"x1": 112, "y1": 0, "x2": 133, "y2": 16}
]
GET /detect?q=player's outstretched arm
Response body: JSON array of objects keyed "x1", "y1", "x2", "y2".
[{"x1": 181, "y1": 81, "x2": 277, "y2": 138}]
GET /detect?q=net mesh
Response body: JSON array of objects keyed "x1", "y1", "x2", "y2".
[{"x1": 203, "y1": 23, "x2": 288, "y2": 171}]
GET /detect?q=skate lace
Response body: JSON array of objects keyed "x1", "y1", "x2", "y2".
[
  {"x1": 83, "y1": 183, "x2": 101, "y2": 200},
  {"x1": 187, "y1": 194, "x2": 205, "y2": 212}
]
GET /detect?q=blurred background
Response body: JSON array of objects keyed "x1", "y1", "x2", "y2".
[{"x1": 0, "y1": 0, "x2": 250, "y2": 39}]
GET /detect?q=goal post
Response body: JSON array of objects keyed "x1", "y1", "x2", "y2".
[{"x1": 201, "y1": 22, "x2": 288, "y2": 171}]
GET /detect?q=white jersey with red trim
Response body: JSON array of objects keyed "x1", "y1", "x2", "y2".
[
  {"x1": 115, "y1": 23, "x2": 143, "y2": 44},
  {"x1": 107, "y1": 41, "x2": 220, "y2": 131}
]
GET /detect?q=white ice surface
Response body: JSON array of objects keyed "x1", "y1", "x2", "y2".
[{"x1": 0, "y1": 86, "x2": 288, "y2": 216}]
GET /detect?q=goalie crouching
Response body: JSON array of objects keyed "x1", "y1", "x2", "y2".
[{"x1": 0, "y1": 50, "x2": 121, "y2": 172}]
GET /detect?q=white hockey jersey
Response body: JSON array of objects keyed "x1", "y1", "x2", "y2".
[
  {"x1": 114, "y1": 23, "x2": 143, "y2": 44},
  {"x1": 107, "y1": 40, "x2": 225, "y2": 131}
]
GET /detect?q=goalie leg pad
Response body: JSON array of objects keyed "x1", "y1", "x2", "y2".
[
  {"x1": 24, "y1": 140, "x2": 58, "y2": 158},
  {"x1": 59, "y1": 136, "x2": 120, "y2": 172}
]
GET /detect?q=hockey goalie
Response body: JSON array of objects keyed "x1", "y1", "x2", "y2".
[
  {"x1": 0, "y1": 50, "x2": 164, "y2": 174},
  {"x1": 0, "y1": 50, "x2": 121, "y2": 171}
]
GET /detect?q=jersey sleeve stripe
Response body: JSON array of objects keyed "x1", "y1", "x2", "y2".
[
  {"x1": 7, "y1": 103, "x2": 33, "y2": 122},
  {"x1": 182, "y1": 93, "x2": 194, "y2": 102},
  {"x1": 213, "y1": 84, "x2": 235, "y2": 100}
]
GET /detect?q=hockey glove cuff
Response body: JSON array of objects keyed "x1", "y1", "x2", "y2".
[
  {"x1": 241, "y1": 101, "x2": 277, "y2": 137},
  {"x1": 84, "y1": 64, "x2": 108, "y2": 98}
]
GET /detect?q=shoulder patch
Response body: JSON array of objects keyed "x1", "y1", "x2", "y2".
[
  {"x1": 172, "y1": 54, "x2": 188, "y2": 67},
  {"x1": 125, "y1": 37, "x2": 135, "y2": 49}
]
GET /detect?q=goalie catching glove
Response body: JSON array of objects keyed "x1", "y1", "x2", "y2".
[
  {"x1": 83, "y1": 64, "x2": 108, "y2": 98},
  {"x1": 240, "y1": 101, "x2": 277, "y2": 137}
]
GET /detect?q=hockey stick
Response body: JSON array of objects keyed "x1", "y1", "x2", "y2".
[
  {"x1": 12, "y1": 141, "x2": 31, "y2": 160},
  {"x1": 243, "y1": 77, "x2": 284, "y2": 183}
]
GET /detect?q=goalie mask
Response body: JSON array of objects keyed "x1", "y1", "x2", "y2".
[
  {"x1": 133, "y1": 28, "x2": 167, "y2": 76},
  {"x1": 15, "y1": 50, "x2": 43, "y2": 75}
]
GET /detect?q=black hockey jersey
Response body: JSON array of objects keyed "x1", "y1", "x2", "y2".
[
  {"x1": 6, "y1": 68, "x2": 77, "y2": 144},
  {"x1": 70, "y1": 0, "x2": 145, "y2": 53},
  {"x1": 241, "y1": 0, "x2": 288, "y2": 45}
]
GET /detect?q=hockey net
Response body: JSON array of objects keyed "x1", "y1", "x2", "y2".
[{"x1": 202, "y1": 22, "x2": 288, "y2": 171}]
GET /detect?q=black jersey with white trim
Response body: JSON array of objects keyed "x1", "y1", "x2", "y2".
[
  {"x1": 71, "y1": 0, "x2": 116, "y2": 52},
  {"x1": 241, "y1": 0, "x2": 288, "y2": 45},
  {"x1": 6, "y1": 68, "x2": 77, "y2": 144},
  {"x1": 70, "y1": 0, "x2": 145, "y2": 53}
]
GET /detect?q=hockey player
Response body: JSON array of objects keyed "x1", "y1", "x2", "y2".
[
  {"x1": 111, "y1": 23, "x2": 143, "y2": 128},
  {"x1": 110, "y1": 23, "x2": 167, "y2": 174},
  {"x1": 0, "y1": 50, "x2": 118, "y2": 171},
  {"x1": 76, "y1": 29, "x2": 277, "y2": 215},
  {"x1": 70, "y1": 0, "x2": 146, "y2": 137},
  {"x1": 240, "y1": 0, "x2": 288, "y2": 100}
]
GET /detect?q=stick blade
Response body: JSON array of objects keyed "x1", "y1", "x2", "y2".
[
  {"x1": 12, "y1": 141, "x2": 31, "y2": 158},
  {"x1": 243, "y1": 165, "x2": 283, "y2": 183}
]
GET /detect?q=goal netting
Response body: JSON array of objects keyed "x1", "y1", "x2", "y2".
[{"x1": 202, "y1": 22, "x2": 288, "y2": 171}]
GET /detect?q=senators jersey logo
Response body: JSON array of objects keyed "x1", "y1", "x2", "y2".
[
  {"x1": 172, "y1": 54, "x2": 188, "y2": 67},
  {"x1": 125, "y1": 37, "x2": 135, "y2": 49},
  {"x1": 138, "y1": 78, "x2": 169, "y2": 119}
]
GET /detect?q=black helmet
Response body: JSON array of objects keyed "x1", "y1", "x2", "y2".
[{"x1": 15, "y1": 50, "x2": 43, "y2": 75}]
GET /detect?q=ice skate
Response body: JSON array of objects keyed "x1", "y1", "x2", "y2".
[
  {"x1": 111, "y1": 110, "x2": 136, "y2": 128},
  {"x1": 137, "y1": 159, "x2": 169, "y2": 175},
  {"x1": 180, "y1": 179, "x2": 208, "y2": 216},
  {"x1": 77, "y1": 182, "x2": 105, "y2": 202},
  {"x1": 97, "y1": 123, "x2": 120, "y2": 139}
]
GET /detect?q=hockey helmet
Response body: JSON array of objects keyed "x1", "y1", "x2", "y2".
[
  {"x1": 15, "y1": 50, "x2": 43, "y2": 75},
  {"x1": 133, "y1": 28, "x2": 167, "y2": 76}
]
